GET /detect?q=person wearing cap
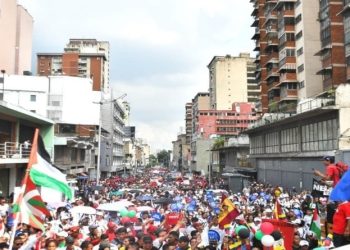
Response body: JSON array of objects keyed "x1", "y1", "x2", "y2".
[
  {"x1": 314, "y1": 156, "x2": 339, "y2": 187},
  {"x1": 251, "y1": 218, "x2": 261, "y2": 232},
  {"x1": 177, "y1": 236, "x2": 190, "y2": 250},
  {"x1": 262, "y1": 208, "x2": 273, "y2": 219},
  {"x1": 299, "y1": 240, "x2": 309, "y2": 250},
  {"x1": 95, "y1": 212, "x2": 107, "y2": 232},
  {"x1": 87, "y1": 225, "x2": 101, "y2": 246}
]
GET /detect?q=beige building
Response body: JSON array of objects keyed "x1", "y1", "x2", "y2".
[
  {"x1": 0, "y1": 0, "x2": 33, "y2": 75},
  {"x1": 191, "y1": 92, "x2": 210, "y2": 138},
  {"x1": 295, "y1": 0, "x2": 323, "y2": 99},
  {"x1": 208, "y1": 53, "x2": 258, "y2": 110}
]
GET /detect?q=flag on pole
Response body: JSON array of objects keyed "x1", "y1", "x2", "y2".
[
  {"x1": 29, "y1": 132, "x2": 72, "y2": 200},
  {"x1": 218, "y1": 194, "x2": 240, "y2": 229},
  {"x1": 330, "y1": 169, "x2": 350, "y2": 201},
  {"x1": 12, "y1": 176, "x2": 50, "y2": 231},
  {"x1": 310, "y1": 207, "x2": 321, "y2": 240},
  {"x1": 273, "y1": 199, "x2": 286, "y2": 219}
]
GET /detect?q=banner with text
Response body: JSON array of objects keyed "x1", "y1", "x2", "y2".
[{"x1": 312, "y1": 178, "x2": 332, "y2": 197}]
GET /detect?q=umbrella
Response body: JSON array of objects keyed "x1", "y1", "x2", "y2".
[
  {"x1": 137, "y1": 195, "x2": 154, "y2": 201},
  {"x1": 153, "y1": 198, "x2": 174, "y2": 204},
  {"x1": 70, "y1": 206, "x2": 96, "y2": 215},
  {"x1": 118, "y1": 200, "x2": 135, "y2": 207},
  {"x1": 137, "y1": 206, "x2": 154, "y2": 212},
  {"x1": 97, "y1": 203, "x2": 127, "y2": 212}
]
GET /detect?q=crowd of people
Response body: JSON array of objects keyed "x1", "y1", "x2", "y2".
[{"x1": 0, "y1": 162, "x2": 349, "y2": 250}]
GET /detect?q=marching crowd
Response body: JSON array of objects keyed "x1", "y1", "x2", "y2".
[{"x1": 0, "y1": 162, "x2": 349, "y2": 250}]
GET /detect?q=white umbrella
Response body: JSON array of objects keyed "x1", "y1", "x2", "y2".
[
  {"x1": 70, "y1": 206, "x2": 96, "y2": 215},
  {"x1": 137, "y1": 206, "x2": 154, "y2": 212},
  {"x1": 334, "y1": 245, "x2": 350, "y2": 249},
  {"x1": 118, "y1": 200, "x2": 135, "y2": 207},
  {"x1": 97, "y1": 203, "x2": 127, "y2": 212}
]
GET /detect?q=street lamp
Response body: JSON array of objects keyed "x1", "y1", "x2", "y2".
[{"x1": 95, "y1": 93, "x2": 127, "y2": 184}]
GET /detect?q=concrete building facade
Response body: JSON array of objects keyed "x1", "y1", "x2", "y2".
[
  {"x1": 0, "y1": 101, "x2": 54, "y2": 196},
  {"x1": 208, "y1": 53, "x2": 258, "y2": 110},
  {"x1": 37, "y1": 39, "x2": 110, "y2": 92},
  {"x1": 250, "y1": 0, "x2": 327, "y2": 113},
  {"x1": 0, "y1": 0, "x2": 33, "y2": 75}
]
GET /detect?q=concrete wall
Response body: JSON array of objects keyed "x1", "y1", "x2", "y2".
[
  {"x1": 3, "y1": 75, "x2": 49, "y2": 116},
  {"x1": 0, "y1": 0, "x2": 17, "y2": 74},
  {"x1": 255, "y1": 158, "x2": 324, "y2": 191},
  {"x1": 15, "y1": 5, "x2": 33, "y2": 74},
  {"x1": 336, "y1": 84, "x2": 350, "y2": 150},
  {"x1": 296, "y1": 0, "x2": 323, "y2": 99},
  {"x1": 192, "y1": 139, "x2": 211, "y2": 174}
]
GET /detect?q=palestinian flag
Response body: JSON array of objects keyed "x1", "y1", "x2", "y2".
[
  {"x1": 273, "y1": 199, "x2": 286, "y2": 219},
  {"x1": 310, "y1": 207, "x2": 321, "y2": 240},
  {"x1": 29, "y1": 129, "x2": 72, "y2": 199},
  {"x1": 12, "y1": 176, "x2": 50, "y2": 231},
  {"x1": 218, "y1": 194, "x2": 240, "y2": 229}
]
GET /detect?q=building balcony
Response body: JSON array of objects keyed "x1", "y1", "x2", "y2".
[
  {"x1": 254, "y1": 41, "x2": 261, "y2": 51},
  {"x1": 251, "y1": 17, "x2": 259, "y2": 27},
  {"x1": 279, "y1": 72, "x2": 297, "y2": 85},
  {"x1": 278, "y1": 62, "x2": 296, "y2": 73},
  {"x1": 0, "y1": 142, "x2": 31, "y2": 164},
  {"x1": 251, "y1": 27, "x2": 260, "y2": 39},
  {"x1": 254, "y1": 53, "x2": 261, "y2": 63},
  {"x1": 265, "y1": 68, "x2": 279, "y2": 80},
  {"x1": 280, "y1": 88, "x2": 297, "y2": 100}
]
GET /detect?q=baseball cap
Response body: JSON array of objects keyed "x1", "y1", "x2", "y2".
[
  {"x1": 143, "y1": 236, "x2": 153, "y2": 243},
  {"x1": 254, "y1": 217, "x2": 262, "y2": 222},
  {"x1": 265, "y1": 208, "x2": 272, "y2": 213},
  {"x1": 323, "y1": 156, "x2": 334, "y2": 162},
  {"x1": 300, "y1": 240, "x2": 309, "y2": 247},
  {"x1": 57, "y1": 231, "x2": 68, "y2": 238}
]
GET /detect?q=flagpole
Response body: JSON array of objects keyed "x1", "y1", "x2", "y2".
[{"x1": 8, "y1": 129, "x2": 39, "y2": 250}]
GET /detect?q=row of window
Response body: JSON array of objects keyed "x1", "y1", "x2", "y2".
[
  {"x1": 216, "y1": 119, "x2": 255, "y2": 125},
  {"x1": 250, "y1": 119, "x2": 338, "y2": 154}
]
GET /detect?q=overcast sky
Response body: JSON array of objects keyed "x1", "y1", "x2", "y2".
[{"x1": 19, "y1": 0, "x2": 254, "y2": 153}]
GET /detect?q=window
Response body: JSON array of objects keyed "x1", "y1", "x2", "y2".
[
  {"x1": 281, "y1": 127, "x2": 299, "y2": 152},
  {"x1": 301, "y1": 119, "x2": 338, "y2": 151},
  {"x1": 299, "y1": 80, "x2": 305, "y2": 89},
  {"x1": 296, "y1": 31, "x2": 303, "y2": 40},
  {"x1": 30, "y1": 95, "x2": 36, "y2": 102},
  {"x1": 297, "y1": 47, "x2": 304, "y2": 56},
  {"x1": 30, "y1": 110, "x2": 36, "y2": 113},
  {"x1": 295, "y1": 14, "x2": 302, "y2": 24},
  {"x1": 297, "y1": 64, "x2": 304, "y2": 73}
]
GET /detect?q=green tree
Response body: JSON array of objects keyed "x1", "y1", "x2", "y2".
[
  {"x1": 148, "y1": 154, "x2": 158, "y2": 167},
  {"x1": 212, "y1": 137, "x2": 224, "y2": 150},
  {"x1": 157, "y1": 150, "x2": 172, "y2": 167}
]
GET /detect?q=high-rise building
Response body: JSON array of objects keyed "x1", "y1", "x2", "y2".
[
  {"x1": 208, "y1": 53, "x2": 259, "y2": 110},
  {"x1": 251, "y1": 0, "x2": 345, "y2": 113},
  {"x1": 185, "y1": 102, "x2": 193, "y2": 144},
  {"x1": 341, "y1": 0, "x2": 350, "y2": 81},
  {"x1": 0, "y1": 0, "x2": 33, "y2": 75},
  {"x1": 316, "y1": 0, "x2": 346, "y2": 91},
  {"x1": 37, "y1": 39, "x2": 110, "y2": 92}
]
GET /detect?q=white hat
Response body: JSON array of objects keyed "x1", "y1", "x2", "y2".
[
  {"x1": 254, "y1": 217, "x2": 262, "y2": 222},
  {"x1": 57, "y1": 231, "x2": 68, "y2": 237},
  {"x1": 96, "y1": 211, "x2": 104, "y2": 216},
  {"x1": 299, "y1": 240, "x2": 309, "y2": 246},
  {"x1": 61, "y1": 214, "x2": 70, "y2": 220},
  {"x1": 265, "y1": 208, "x2": 272, "y2": 213}
]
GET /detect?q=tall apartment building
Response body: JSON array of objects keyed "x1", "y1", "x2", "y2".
[
  {"x1": 341, "y1": 0, "x2": 350, "y2": 81},
  {"x1": 316, "y1": 0, "x2": 346, "y2": 90},
  {"x1": 185, "y1": 103, "x2": 193, "y2": 144},
  {"x1": 37, "y1": 39, "x2": 110, "y2": 92},
  {"x1": 0, "y1": 0, "x2": 33, "y2": 75},
  {"x1": 251, "y1": 0, "x2": 346, "y2": 113},
  {"x1": 207, "y1": 53, "x2": 259, "y2": 110}
]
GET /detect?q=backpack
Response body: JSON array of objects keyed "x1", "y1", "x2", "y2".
[{"x1": 335, "y1": 161, "x2": 349, "y2": 178}]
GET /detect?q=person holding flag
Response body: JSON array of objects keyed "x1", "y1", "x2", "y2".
[
  {"x1": 218, "y1": 194, "x2": 240, "y2": 230},
  {"x1": 9, "y1": 129, "x2": 72, "y2": 249}
]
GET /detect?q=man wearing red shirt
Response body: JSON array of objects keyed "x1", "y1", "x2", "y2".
[
  {"x1": 314, "y1": 156, "x2": 340, "y2": 187},
  {"x1": 332, "y1": 201, "x2": 350, "y2": 247}
]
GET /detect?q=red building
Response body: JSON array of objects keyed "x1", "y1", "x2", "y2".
[{"x1": 194, "y1": 103, "x2": 258, "y2": 139}]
